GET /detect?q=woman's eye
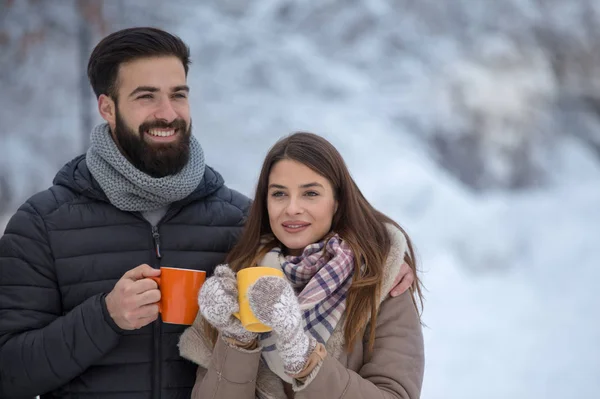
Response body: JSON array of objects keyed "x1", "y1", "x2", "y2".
[
  {"x1": 271, "y1": 191, "x2": 285, "y2": 197},
  {"x1": 305, "y1": 191, "x2": 319, "y2": 197}
]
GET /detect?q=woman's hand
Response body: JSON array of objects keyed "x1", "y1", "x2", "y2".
[
  {"x1": 247, "y1": 276, "x2": 316, "y2": 375},
  {"x1": 390, "y1": 262, "x2": 414, "y2": 297},
  {"x1": 198, "y1": 265, "x2": 257, "y2": 344}
]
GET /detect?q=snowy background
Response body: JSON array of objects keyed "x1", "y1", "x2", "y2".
[{"x1": 1, "y1": 1, "x2": 599, "y2": 398}]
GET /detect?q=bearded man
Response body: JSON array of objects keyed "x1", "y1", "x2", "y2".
[{"x1": 0, "y1": 27, "x2": 250, "y2": 399}]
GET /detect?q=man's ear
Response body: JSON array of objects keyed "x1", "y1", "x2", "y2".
[{"x1": 98, "y1": 94, "x2": 116, "y2": 128}]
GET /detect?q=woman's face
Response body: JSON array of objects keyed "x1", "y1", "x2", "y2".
[{"x1": 267, "y1": 159, "x2": 338, "y2": 256}]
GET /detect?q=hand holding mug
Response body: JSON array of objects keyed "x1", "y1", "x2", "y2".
[
  {"x1": 105, "y1": 264, "x2": 161, "y2": 330},
  {"x1": 198, "y1": 265, "x2": 258, "y2": 344},
  {"x1": 233, "y1": 266, "x2": 285, "y2": 332},
  {"x1": 247, "y1": 275, "x2": 317, "y2": 376}
]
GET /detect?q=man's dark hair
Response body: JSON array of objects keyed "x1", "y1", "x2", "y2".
[{"x1": 87, "y1": 27, "x2": 191, "y2": 99}]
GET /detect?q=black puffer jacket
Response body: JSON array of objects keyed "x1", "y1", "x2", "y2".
[{"x1": 0, "y1": 155, "x2": 251, "y2": 399}]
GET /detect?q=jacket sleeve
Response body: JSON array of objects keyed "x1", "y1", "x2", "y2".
[
  {"x1": 0, "y1": 202, "x2": 124, "y2": 397},
  {"x1": 295, "y1": 291, "x2": 425, "y2": 399},
  {"x1": 191, "y1": 336, "x2": 262, "y2": 399}
]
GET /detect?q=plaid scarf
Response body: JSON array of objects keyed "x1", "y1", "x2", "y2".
[{"x1": 257, "y1": 234, "x2": 355, "y2": 381}]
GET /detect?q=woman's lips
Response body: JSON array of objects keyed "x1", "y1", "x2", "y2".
[{"x1": 282, "y1": 222, "x2": 310, "y2": 233}]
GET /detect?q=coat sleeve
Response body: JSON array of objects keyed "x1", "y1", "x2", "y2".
[
  {"x1": 294, "y1": 291, "x2": 425, "y2": 399},
  {"x1": 0, "y1": 202, "x2": 124, "y2": 397},
  {"x1": 191, "y1": 336, "x2": 262, "y2": 399}
]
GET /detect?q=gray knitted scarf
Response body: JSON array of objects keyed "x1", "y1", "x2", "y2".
[{"x1": 86, "y1": 123, "x2": 205, "y2": 212}]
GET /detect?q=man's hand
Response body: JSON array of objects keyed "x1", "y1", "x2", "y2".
[
  {"x1": 105, "y1": 264, "x2": 161, "y2": 330},
  {"x1": 390, "y1": 262, "x2": 414, "y2": 297}
]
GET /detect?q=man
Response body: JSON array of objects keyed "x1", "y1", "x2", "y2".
[
  {"x1": 0, "y1": 27, "x2": 413, "y2": 398},
  {"x1": 0, "y1": 27, "x2": 250, "y2": 398}
]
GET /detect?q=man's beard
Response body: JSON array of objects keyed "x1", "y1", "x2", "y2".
[{"x1": 113, "y1": 110, "x2": 192, "y2": 178}]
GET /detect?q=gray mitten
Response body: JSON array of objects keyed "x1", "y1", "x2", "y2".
[
  {"x1": 198, "y1": 265, "x2": 257, "y2": 344},
  {"x1": 247, "y1": 276, "x2": 317, "y2": 375}
]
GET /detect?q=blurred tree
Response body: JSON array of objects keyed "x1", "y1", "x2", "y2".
[
  {"x1": 0, "y1": 174, "x2": 11, "y2": 217},
  {"x1": 76, "y1": 0, "x2": 106, "y2": 150},
  {"x1": 533, "y1": 0, "x2": 600, "y2": 159}
]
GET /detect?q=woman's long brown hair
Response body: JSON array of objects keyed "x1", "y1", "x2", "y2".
[{"x1": 205, "y1": 132, "x2": 423, "y2": 352}]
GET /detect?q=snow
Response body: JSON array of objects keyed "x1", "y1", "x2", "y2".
[{"x1": 2, "y1": 1, "x2": 600, "y2": 397}]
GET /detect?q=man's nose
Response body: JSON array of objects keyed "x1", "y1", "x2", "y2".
[{"x1": 153, "y1": 98, "x2": 178, "y2": 122}]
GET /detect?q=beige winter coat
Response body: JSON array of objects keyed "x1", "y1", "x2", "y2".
[{"x1": 178, "y1": 226, "x2": 425, "y2": 399}]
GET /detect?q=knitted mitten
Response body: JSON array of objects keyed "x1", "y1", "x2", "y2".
[
  {"x1": 198, "y1": 265, "x2": 257, "y2": 344},
  {"x1": 247, "y1": 276, "x2": 317, "y2": 375}
]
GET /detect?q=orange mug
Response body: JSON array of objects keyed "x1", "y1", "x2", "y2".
[{"x1": 149, "y1": 267, "x2": 206, "y2": 325}]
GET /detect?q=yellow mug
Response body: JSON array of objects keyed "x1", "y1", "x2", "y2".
[{"x1": 233, "y1": 266, "x2": 285, "y2": 333}]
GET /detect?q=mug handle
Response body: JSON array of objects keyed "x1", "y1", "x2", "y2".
[{"x1": 148, "y1": 276, "x2": 162, "y2": 313}]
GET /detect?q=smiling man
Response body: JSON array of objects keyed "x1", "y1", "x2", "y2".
[
  {"x1": 0, "y1": 28, "x2": 251, "y2": 399},
  {"x1": 100, "y1": 57, "x2": 192, "y2": 179}
]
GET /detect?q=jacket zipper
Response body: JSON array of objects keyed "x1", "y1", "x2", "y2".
[
  {"x1": 151, "y1": 225, "x2": 162, "y2": 399},
  {"x1": 152, "y1": 225, "x2": 162, "y2": 259}
]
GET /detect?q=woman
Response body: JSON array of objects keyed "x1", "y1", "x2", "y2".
[{"x1": 179, "y1": 132, "x2": 425, "y2": 398}]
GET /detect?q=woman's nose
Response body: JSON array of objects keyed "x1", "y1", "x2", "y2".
[{"x1": 285, "y1": 197, "x2": 303, "y2": 215}]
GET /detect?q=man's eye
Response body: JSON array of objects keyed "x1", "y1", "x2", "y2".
[
  {"x1": 137, "y1": 94, "x2": 153, "y2": 99},
  {"x1": 173, "y1": 93, "x2": 187, "y2": 99}
]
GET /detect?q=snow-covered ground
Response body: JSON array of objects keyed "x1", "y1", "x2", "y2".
[{"x1": 415, "y1": 165, "x2": 600, "y2": 399}]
